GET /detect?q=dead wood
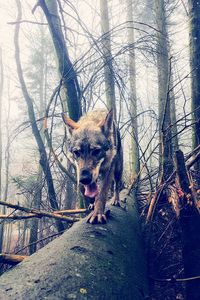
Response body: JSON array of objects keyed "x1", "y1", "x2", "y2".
[
  {"x1": 0, "y1": 200, "x2": 79, "y2": 223},
  {"x1": 174, "y1": 149, "x2": 200, "y2": 300},
  {"x1": 0, "y1": 254, "x2": 28, "y2": 265},
  {"x1": 0, "y1": 209, "x2": 87, "y2": 221},
  {"x1": 0, "y1": 192, "x2": 149, "y2": 300}
]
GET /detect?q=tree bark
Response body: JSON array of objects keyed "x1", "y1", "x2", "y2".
[
  {"x1": 0, "y1": 47, "x2": 4, "y2": 253},
  {"x1": 155, "y1": 0, "x2": 173, "y2": 181},
  {"x1": 169, "y1": 73, "x2": 179, "y2": 152},
  {"x1": 126, "y1": 0, "x2": 140, "y2": 178},
  {"x1": 39, "y1": 0, "x2": 82, "y2": 121},
  {"x1": 29, "y1": 23, "x2": 46, "y2": 255},
  {"x1": 188, "y1": 0, "x2": 200, "y2": 173},
  {"x1": 100, "y1": 0, "x2": 117, "y2": 120},
  {"x1": 0, "y1": 194, "x2": 149, "y2": 300}
]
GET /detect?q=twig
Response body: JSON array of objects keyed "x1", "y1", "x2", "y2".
[
  {"x1": 44, "y1": 121, "x2": 76, "y2": 184},
  {"x1": 54, "y1": 208, "x2": 88, "y2": 214},
  {"x1": 149, "y1": 275, "x2": 200, "y2": 282},
  {"x1": 32, "y1": 0, "x2": 40, "y2": 14},
  {"x1": 15, "y1": 229, "x2": 67, "y2": 254},
  {"x1": 187, "y1": 149, "x2": 200, "y2": 169},
  {"x1": 0, "y1": 209, "x2": 88, "y2": 220},
  {"x1": 0, "y1": 200, "x2": 79, "y2": 223}
]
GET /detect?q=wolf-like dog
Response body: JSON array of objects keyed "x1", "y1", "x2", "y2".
[{"x1": 63, "y1": 109, "x2": 123, "y2": 224}]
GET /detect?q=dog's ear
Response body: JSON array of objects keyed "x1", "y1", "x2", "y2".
[
  {"x1": 62, "y1": 113, "x2": 79, "y2": 134},
  {"x1": 99, "y1": 109, "x2": 113, "y2": 136}
]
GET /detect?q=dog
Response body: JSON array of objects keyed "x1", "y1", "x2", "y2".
[{"x1": 62, "y1": 109, "x2": 123, "y2": 224}]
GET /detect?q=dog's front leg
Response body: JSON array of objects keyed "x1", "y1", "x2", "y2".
[{"x1": 87, "y1": 171, "x2": 113, "y2": 224}]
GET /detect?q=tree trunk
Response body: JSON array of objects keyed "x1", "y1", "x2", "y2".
[
  {"x1": 100, "y1": 0, "x2": 117, "y2": 119},
  {"x1": 0, "y1": 79, "x2": 11, "y2": 255},
  {"x1": 29, "y1": 175, "x2": 42, "y2": 255},
  {"x1": 0, "y1": 47, "x2": 4, "y2": 252},
  {"x1": 188, "y1": 0, "x2": 200, "y2": 173},
  {"x1": 14, "y1": 0, "x2": 64, "y2": 233},
  {"x1": 39, "y1": 0, "x2": 82, "y2": 121},
  {"x1": 29, "y1": 24, "x2": 46, "y2": 255},
  {"x1": 126, "y1": 0, "x2": 140, "y2": 179},
  {"x1": 174, "y1": 150, "x2": 200, "y2": 300},
  {"x1": 155, "y1": 0, "x2": 173, "y2": 181},
  {"x1": 0, "y1": 194, "x2": 149, "y2": 299},
  {"x1": 169, "y1": 73, "x2": 179, "y2": 152}
]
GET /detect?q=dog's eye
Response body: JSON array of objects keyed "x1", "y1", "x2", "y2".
[
  {"x1": 73, "y1": 150, "x2": 81, "y2": 158},
  {"x1": 91, "y1": 149, "x2": 102, "y2": 156}
]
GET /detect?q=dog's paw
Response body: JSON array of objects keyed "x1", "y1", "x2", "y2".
[
  {"x1": 88, "y1": 203, "x2": 95, "y2": 210},
  {"x1": 87, "y1": 210, "x2": 109, "y2": 224},
  {"x1": 110, "y1": 197, "x2": 121, "y2": 207}
]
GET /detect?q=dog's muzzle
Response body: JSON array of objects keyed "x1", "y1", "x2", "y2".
[
  {"x1": 80, "y1": 169, "x2": 92, "y2": 185},
  {"x1": 80, "y1": 169, "x2": 99, "y2": 198}
]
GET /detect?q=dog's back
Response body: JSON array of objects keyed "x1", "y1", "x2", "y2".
[{"x1": 77, "y1": 109, "x2": 108, "y2": 127}]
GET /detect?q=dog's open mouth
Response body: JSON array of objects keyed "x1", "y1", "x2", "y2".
[{"x1": 84, "y1": 182, "x2": 99, "y2": 198}]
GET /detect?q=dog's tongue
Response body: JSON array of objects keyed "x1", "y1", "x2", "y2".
[{"x1": 84, "y1": 182, "x2": 98, "y2": 198}]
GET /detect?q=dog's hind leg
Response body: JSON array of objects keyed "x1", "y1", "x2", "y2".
[
  {"x1": 111, "y1": 182, "x2": 120, "y2": 206},
  {"x1": 111, "y1": 158, "x2": 123, "y2": 206},
  {"x1": 111, "y1": 173, "x2": 122, "y2": 206}
]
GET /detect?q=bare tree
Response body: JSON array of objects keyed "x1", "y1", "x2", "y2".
[
  {"x1": 189, "y1": 0, "x2": 200, "y2": 174},
  {"x1": 100, "y1": 0, "x2": 116, "y2": 119},
  {"x1": 0, "y1": 47, "x2": 4, "y2": 252},
  {"x1": 126, "y1": 0, "x2": 139, "y2": 178},
  {"x1": 169, "y1": 73, "x2": 179, "y2": 152},
  {"x1": 39, "y1": 0, "x2": 82, "y2": 121},
  {"x1": 14, "y1": 0, "x2": 64, "y2": 232},
  {"x1": 155, "y1": 0, "x2": 173, "y2": 181}
]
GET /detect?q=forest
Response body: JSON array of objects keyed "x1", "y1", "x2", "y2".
[{"x1": 0, "y1": 0, "x2": 199, "y2": 299}]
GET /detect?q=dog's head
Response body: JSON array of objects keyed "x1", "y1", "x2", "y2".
[{"x1": 63, "y1": 110, "x2": 113, "y2": 198}]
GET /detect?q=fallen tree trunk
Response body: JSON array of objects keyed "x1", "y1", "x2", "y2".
[{"x1": 0, "y1": 193, "x2": 149, "y2": 299}]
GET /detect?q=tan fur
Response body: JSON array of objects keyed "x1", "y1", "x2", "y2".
[
  {"x1": 77, "y1": 110, "x2": 108, "y2": 127},
  {"x1": 63, "y1": 109, "x2": 123, "y2": 224}
]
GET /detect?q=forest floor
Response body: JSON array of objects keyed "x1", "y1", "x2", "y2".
[{"x1": 139, "y1": 181, "x2": 185, "y2": 300}]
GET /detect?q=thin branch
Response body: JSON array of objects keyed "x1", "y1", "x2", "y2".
[
  {"x1": 0, "y1": 200, "x2": 79, "y2": 223},
  {"x1": 149, "y1": 275, "x2": 200, "y2": 283},
  {"x1": 0, "y1": 209, "x2": 88, "y2": 220}
]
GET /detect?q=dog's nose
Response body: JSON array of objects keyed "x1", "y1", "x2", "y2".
[{"x1": 80, "y1": 169, "x2": 92, "y2": 185}]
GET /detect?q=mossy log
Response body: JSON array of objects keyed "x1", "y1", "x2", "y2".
[{"x1": 0, "y1": 193, "x2": 148, "y2": 300}]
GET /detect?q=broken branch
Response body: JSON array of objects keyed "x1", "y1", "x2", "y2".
[
  {"x1": 0, "y1": 200, "x2": 79, "y2": 223},
  {"x1": 0, "y1": 209, "x2": 88, "y2": 220},
  {"x1": 0, "y1": 253, "x2": 28, "y2": 265}
]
